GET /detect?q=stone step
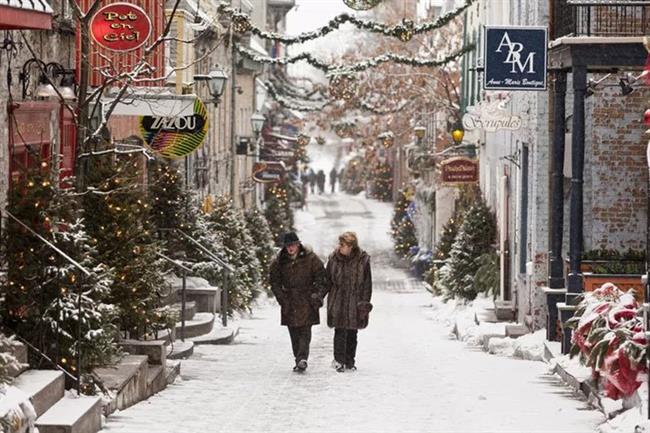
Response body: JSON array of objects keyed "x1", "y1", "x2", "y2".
[
  {"x1": 170, "y1": 300, "x2": 197, "y2": 321},
  {"x1": 184, "y1": 287, "x2": 221, "y2": 314},
  {"x1": 475, "y1": 308, "x2": 498, "y2": 324},
  {"x1": 189, "y1": 322, "x2": 239, "y2": 345},
  {"x1": 166, "y1": 340, "x2": 194, "y2": 360},
  {"x1": 120, "y1": 340, "x2": 167, "y2": 365},
  {"x1": 505, "y1": 323, "x2": 529, "y2": 338},
  {"x1": 175, "y1": 312, "x2": 215, "y2": 339},
  {"x1": 36, "y1": 395, "x2": 102, "y2": 433},
  {"x1": 495, "y1": 300, "x2": 517, "y2": 321},
  {"x1": 94, "y1": 355, "x2": 148, "y2": 416},
  {"x1": 145, "y1": 364, "x2": 166, "y2": 396},
  {"x1": 13, "y1": 370, "x2": 65, "y2": 417},
  {"x1": 165, "y1": 360, "x2": 181, "y2": 385}
]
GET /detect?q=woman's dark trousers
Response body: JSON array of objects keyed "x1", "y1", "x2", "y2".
[
  {"x1": 288, "y1": 326, "x2": 311, "y2": 363},
  {"x1": 334, "y1": 328, "x2": 358, "y2": 367}
]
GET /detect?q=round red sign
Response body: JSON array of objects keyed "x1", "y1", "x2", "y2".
[{"x1": 90, "y1": 3, "x2": 152, "y2": 52}]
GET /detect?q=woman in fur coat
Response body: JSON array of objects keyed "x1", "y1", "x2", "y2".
[{"x1": 323, "y1": 231, "x2": 373, "y2": 372}]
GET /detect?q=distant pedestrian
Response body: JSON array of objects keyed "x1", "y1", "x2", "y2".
[
  {"x1": 321, "y1": 232, "x2": 373, "y2": 372},
  {"x1": 270, "y1": 232, "x2": 328, "y2": 373},
  {"x1": 308, "y1": 168, "x2": 316, "y2": 194},
  {"x1": 316, "y1": 170, "x2": 326, "y2": 194},
  {"x1": 329, "y1": 167, "x2": 337, "y2": 193}
]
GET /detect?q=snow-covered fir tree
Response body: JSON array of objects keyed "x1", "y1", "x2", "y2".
[
  {"x1": 264, "y1": 183, "x2": 295, "y2": 244},
  {"x1": 208, "y1": 196, "x2": 261, "y2": 313},
  {"x1": 444, "y1": 197, "x2": 496, "y2": 300},
  {"x1": 82, "y1": 153, "x2": 170, "y2": 339},
  {"x1": 391, "y1": 187, "x2": 418, "y2": 258},
  {"x1": 244, "y1": 209, "x2": 276, "y2": 294},
  {"x1": 2, "y1": 160, "x2": 119, "y2": 375},
  {"x1": 0, "y1": 333, "x2": 21, "y2": 385}
]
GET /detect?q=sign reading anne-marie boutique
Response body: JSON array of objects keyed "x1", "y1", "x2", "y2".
[{"x1": 484, "y1": 26, "x2": 547, "y2": 91}]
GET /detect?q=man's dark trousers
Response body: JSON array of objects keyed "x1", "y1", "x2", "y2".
[
  {"x1": 334, "y1": 328, "x2": 358, "y2": 367},
  {"x1": 288, "y1": 326, "x2": 311, "y2": 363}
]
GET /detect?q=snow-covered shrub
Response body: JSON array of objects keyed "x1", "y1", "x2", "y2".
[
  {"x1": 0, "y1": 334, "x2": 21, "y2": 386},
  {"x1": 566, "y1": 283, "x2": 647, "y2": 400}
]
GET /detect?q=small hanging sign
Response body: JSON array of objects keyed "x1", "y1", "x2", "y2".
[
  {"x1": 440, "y1": 157, "x2": 479, "y2": 185},
  {"x1": 90, "y1": 3, "x2": 152, "y2": 52}
]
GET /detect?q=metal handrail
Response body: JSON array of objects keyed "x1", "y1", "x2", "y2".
[
  {"x1": 156, "y1": 252, "x2": 191, "y2": 341},
  {"x1": 4, "y1": 209, "x2": 90, "y2": 395},
  {"x1": 159, "y1": 228, "x2": 233, "y2": 326}
]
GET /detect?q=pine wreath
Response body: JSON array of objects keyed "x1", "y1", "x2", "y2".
[{"x1": 343, "y1": 0, "x2": 382, "y2": 10}]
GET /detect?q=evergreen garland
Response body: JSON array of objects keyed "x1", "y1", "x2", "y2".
[
  {"x1": 218, "y1": 0, "x2": 475, "y2": 44},
  {"x1": 236, "y1": 43, "x2": 475, "y2": 74}
]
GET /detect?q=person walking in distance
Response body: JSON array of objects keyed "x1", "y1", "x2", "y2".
[
  {"x1": 322, "y1": 232, "x2": 373, "y2": 372},
  {"x1": 307, "y1": 168, "x2": 316, "y2": 194},
  {"x1": 329, "y1": 167, "x2": 338, "y2": 193},
  {"x1": 316, "y1": 170, "x2": 326, "y2": 194},
  {"x1": 270, "y1": 232, "x2": 327, "y2": 372}
]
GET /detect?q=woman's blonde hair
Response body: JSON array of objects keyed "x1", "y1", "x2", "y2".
[{"x1": 338, "y1": 231, "x2": 359, "y2": 249}]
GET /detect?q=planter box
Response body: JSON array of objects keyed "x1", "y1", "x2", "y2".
[{"x1": 582, "y1": 272, "x2": 645, "y2": 302}]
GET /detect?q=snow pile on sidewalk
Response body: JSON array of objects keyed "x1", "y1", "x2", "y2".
[
  {"x1": 487, "y1": 330, "x2": 547, "y2": 361},
  {"x1": 598, "y1": 383, "x2": 649, "y2": 433},
  {"x1": 0, "y1": 384, "x2": 37, "y2": 433}
]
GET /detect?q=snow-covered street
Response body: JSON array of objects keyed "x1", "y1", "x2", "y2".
[{"x1": 101, "y1": 192, "x2": 604, "y2": 433}]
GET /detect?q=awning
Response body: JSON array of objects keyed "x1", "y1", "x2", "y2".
[
  {"x1": 0, "y1": 0, "x2": 52, "y2": 30},
  {"x1": 102, "y1": 89, "x2": 198, "y2": 117}
]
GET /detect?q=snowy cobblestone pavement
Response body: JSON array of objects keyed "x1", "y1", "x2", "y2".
[{"x1": 101, "y1": 193, "x2": 604, "y2": 433}]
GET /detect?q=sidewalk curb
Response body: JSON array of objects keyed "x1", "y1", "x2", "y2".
[{"x1": 543, "y1": 341, "x2": 607, "y2": 416}]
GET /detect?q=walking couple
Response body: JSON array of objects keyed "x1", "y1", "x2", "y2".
[{"x1": 269, "y1": 231, "x2": 373, "y2": 373}]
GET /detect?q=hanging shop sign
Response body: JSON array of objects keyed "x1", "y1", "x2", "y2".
[
  {"x1": 484, "y1": 26, "x2": 547, "y2": 91},
  {"x1": 90, "y1": 3, "x2": 152, "y2": 52},
  {"x1": 139, "y1": 98, "x2": 208, "y2": 158},
  {"x1": 252, "y1": 161, "x2": 286, "y2": 183},
  {"x1": 440, "y1": 157, "x2": 479, "y2": 185},
  {"x1": 463, "y1": 99, "x2": 523, "y2": 131}
]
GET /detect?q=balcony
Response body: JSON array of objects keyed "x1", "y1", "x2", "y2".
[{"x1": 552, "y1": 0, "x2": 649, "y2": 40}]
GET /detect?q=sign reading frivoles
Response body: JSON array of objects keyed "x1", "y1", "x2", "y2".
[
  {"x1": 484, "y1": 26, "x2": 547, "y2": 91},
  {"x1": 140, "y1": 98, "x2": 208, "y2": 158}
]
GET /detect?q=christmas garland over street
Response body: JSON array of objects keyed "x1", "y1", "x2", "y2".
[
  {"x1": 236, "y1": 43, "x2": 475, "y2": 74},
  {"x1": 261, "y1": 80, "x2": 330, "y2": 112},
  {"x1": 218, "y1": 0, "x2": 474, "y2": 44}
]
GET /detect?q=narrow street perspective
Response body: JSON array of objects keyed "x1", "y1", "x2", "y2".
[
  {"x1": 1, "y1": 0, "x2": 649, "y2": 432},
  {"x1": 100, "y1": 192, "x2": 603, "y2": 433}
]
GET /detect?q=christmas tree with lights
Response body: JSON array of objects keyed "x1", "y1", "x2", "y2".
[
  {"x1": 244, "y1": 208, "x2": 276, "y2": 294},
  {"x1": 207, "y1": 196, "x2": 261, "y2": 313},
  {"x1": 444, "y1": 197, "x2": 496, "y2": 300},
  {"x1": 370, "y1": 161, "x2": 393, "y2": 201},
  {"x1": 264, "y1": 182, "x2": 295, "y2": 244},
  {"x1": 82, "y1": 153, "x2": 171, "y2": 339},
  {"x1": 2, "y1": 160, "x2": 119, "y2": 376},
  {"x1": 391, "y1": 187, "x2": 418, "y2": 258}
]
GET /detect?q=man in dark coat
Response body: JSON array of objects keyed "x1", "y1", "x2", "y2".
[
  {"x1": 329, "y1": 167, "x2": 337, "y2": 193},
  {"x1": 270, "y1": 232, "x2": 327, "y2": 372},
  {"x1": 322, "y1": 231, "x2": 372, "y2": 372}
]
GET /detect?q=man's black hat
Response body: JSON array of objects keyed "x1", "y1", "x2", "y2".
[{"x1": 282, "y1": 231, "x2": 300, "y2": 246}]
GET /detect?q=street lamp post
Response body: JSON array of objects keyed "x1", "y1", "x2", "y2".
[{"x1": 250, "y1": 112, "x2": 265, "y2": 207}]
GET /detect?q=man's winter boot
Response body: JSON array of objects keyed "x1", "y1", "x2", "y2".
[{"x1": 296, "y1": 359, "x2": 308, "y2": 371}]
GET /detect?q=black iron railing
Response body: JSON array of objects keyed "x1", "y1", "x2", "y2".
[{"x1": 552, "y1": 0, "x2": 650, "y2": 39}]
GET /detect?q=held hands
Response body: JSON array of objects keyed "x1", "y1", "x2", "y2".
[
  {"x1": 357, "y1": 301, "x2": 373, "y2": 313},
  {"x1": 310, "y1": 293, "x2": 324, "y2": 308}
]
